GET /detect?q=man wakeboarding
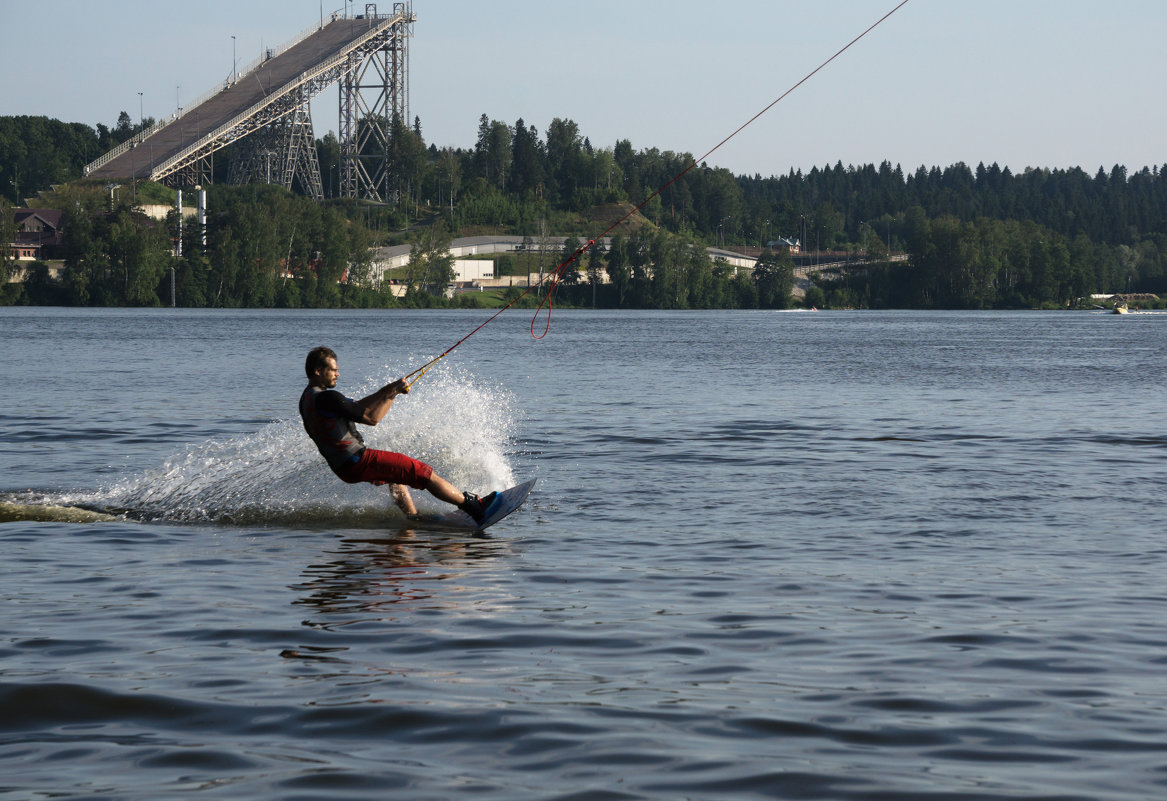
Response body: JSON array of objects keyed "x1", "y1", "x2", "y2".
[{"x1": 299, "y1": 346, "x2": 497, "y2": 524}]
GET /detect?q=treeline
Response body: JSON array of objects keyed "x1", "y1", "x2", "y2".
[
  {"x1": 383, "y1": 112, "x2": 1167, "y2": 301},
  {"x1": 0, "y1": 114, "x2": 155, "y2": 204},
  {"x1": 387, "y1": 222, "x2": 795, "y2": 311},
  {"x1": 3, "y1": 184, "x2": 393, "y2": 308},
  {"x1": 386, "y1": 114, "x2": 781, "y2": 244},
  {"x1": 396, "y1": 114, "x2": 1166, "y2": 248},
  {"x1": 187, "y1": 185, "x2": 379, "y2": 308},
  {"x1": 2, "y1": 179, "x2": 799, "y2": 309},
  {"x1": 515, "y1": 229, "x2": 794, "y2": 311},
  {"x1": 4, "y1": 111, "x2": 1167, "y2": 308},
  {"x1": 812, "y1": 212, "x2": 1165, "y2": 310}
]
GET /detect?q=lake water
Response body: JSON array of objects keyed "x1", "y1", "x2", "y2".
[{"x1": 1, "y1": 307, "x2": 1165, "y2": 800}]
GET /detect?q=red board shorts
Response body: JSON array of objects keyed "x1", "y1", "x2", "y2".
[{"x1": 337, "y1": 448, "x2": 434, "y2": 490}]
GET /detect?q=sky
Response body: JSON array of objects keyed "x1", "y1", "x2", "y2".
[{"x1": 3, "y1": 0, "x2": 1164, "y2": 177}]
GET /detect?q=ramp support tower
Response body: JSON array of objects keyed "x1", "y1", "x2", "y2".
[{"x1": 339, "y1": 3, "x2": 412, "y2": 203}]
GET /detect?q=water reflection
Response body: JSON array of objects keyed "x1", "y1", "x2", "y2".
[{"x1": 291, "y1": 530, "x2": 511, "y2": 626}]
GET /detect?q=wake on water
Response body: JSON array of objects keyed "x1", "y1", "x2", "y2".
[{"x1": 5, "y1": 366, "x2": 520, "y2": 528}]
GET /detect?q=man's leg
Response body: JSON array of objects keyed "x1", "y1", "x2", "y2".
[
  {"x1": 389, "y1": 484, "x2": 418, "y2": 515},
  {"x1": 354, "y1": 449, "x2": 494, "y2": 521},
  {"x1": 425, "y1": 473, "x2": 468, "y2": 505}
]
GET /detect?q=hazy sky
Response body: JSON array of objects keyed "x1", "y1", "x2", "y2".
[{"x1": 3, "y1": 0, "x2": 1164, "y2": 176}]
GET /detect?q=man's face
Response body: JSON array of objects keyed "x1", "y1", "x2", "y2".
[{"x1": 314, "y1": 356, "x2": 339, "y2": 388}]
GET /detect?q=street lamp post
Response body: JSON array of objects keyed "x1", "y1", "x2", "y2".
[
  {"x1": 135, "y1": 91, "x2": 144, "y2": 196},
  {"x1": 231, "y1": 35, "x2": 236, "y2": 82}
]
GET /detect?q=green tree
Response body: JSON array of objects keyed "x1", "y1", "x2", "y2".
[
  {"x1": 730, "y1": 267, "x2": 757, "y2": 308},
  {"x1": 473, "y1": 115, "x2": 512, "y2": 189},
  {"x1": 508, "y1": 118, "x2": 544, "y2": 198},
  {"x1": 626, "y1": 228, "x2": 653, "y2": 307},
  {"x1": 436, "y1": 147, "x2": 462, "y2": 213},
  {"x1": 109, "y1": 209, "x2": 167, "y2": 305},
  {"x1": 558, "y1": 236, "x2": 582, "y2": 286},
  {"x1": 388, "y1": 113, "x2": 427, "y2": 214},
  {"x1": 754, "y1": 249, "x2": 795, "y2": 308},
  {"x1": 61, "y1": 201, "x2": 116, "y2": 306},
  {"x1": 684, "y1": 243, "x2": 715, "y2": 308},
  {"x1": 648, "y1": 230, "x2": 681, "y2": 308},
  {"x1": 606, "y1": 232, "x2": 630, "y2": 305},
  {"x1": 174, "y1": 252, "x2": 209, "y2": 307},
  {"x1": 316, "y1": 131, "x2": 342, "y2": 198},
  {"x1": 22, "y1": 261, "x2": 66, "y2": 304},
  {"x1": 207, "y1": 223, "x2": 241, "y2": 307},
  {"x1": 0, "y1": 196, "x2": 15, "y2": 284},
  {"x1": 343, "y1": 221, "x2": 376, "y2": 306},
  {"x1": 405, "y1": 220, "x2": 454, "y2": 297},
  {"x1": 315, "y1": 207, "x2": 349, "y2": 306},
  {"x1": 545, "y1": 118, "x2": 583, "y2": 205},
  {"x1": 586, "y1": 239, "x2": 606, "y2": 307}
]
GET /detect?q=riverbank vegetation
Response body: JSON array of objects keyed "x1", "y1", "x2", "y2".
[{"x1": 3, "y1": 112, "x2": 1165, "y2": 309}]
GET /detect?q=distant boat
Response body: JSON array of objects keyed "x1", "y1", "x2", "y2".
[{"x1": 1113, "y1": 303, "x2": 1129, "y2": 314}]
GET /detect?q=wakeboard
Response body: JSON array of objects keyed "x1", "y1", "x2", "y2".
[{"x1": 409, "y1": 478, "x2": 536, "y2": 531}]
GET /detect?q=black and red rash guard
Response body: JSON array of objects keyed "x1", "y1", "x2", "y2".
[{"x1": 299, "y1": 385, "x2": 366, "y2": 474}]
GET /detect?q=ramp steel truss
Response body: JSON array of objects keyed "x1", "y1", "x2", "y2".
[
  {"x1": 84, "y1": 3, "x2": 414, "y2": 204},
  {"x1": 228, "y1": 96, "x2": 325, "y2": 200}
]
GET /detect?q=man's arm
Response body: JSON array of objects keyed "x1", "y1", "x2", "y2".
[{"x1": 353, "y1": 378, "x2": 410, "y2": 425}]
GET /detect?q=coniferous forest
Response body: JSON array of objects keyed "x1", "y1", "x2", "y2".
[{"x1": 2, "y1": 112, "x2": 1165, "y2": 309}]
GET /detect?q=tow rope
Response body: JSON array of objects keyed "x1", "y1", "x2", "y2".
[{"x1": 404, "y1": 0, "x2": 911, "y2": 389}]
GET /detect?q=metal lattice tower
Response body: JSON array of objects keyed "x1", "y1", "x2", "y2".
[
  {"x1": 227, "y1": 95, "x2": 325, "y2": 200},
  {"x1": 339, "y1": 2, "x2": 412, "y2": 202},
  {"x1": 283, "y1": 105, "x2": 325, "y2": 200}
]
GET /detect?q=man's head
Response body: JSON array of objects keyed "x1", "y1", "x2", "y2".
[{"x1": 305, "y1": 346, "x2": 339, "y2": 388}]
